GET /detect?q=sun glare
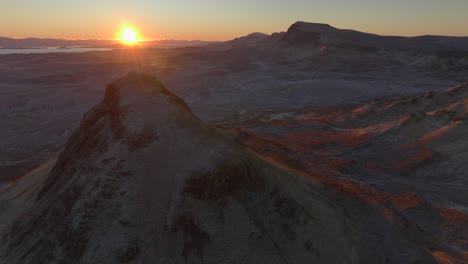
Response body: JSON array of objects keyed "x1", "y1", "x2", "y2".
[{"x1": 119, "y1": 26, "x2": 139, "y2": 45}]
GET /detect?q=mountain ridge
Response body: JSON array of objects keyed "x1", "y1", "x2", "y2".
[
  {"x1": 220, "y1": 21, "x2": 468, "y2": 52},
  {"x1": 278, "y1": 21, "x2": 468, "y2": 51}
]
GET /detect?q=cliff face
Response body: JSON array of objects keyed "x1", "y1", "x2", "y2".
[{"x1": 0, "y1": 73, "x2": 460, "y2": 263}]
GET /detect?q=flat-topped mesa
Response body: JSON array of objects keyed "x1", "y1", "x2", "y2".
[
  {"x1": 281, "y1": 21, "x2": 338, "y2": 44},
  {"x1": 280, "y1": 21, "x2": 468, "y2": 51},
  {"x1": 287, "y1": 21, "x2": 338, "y2": 33}
]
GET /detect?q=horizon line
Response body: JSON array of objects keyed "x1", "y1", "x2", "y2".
[{"x1": 2, "y1": 21, "x2": 468, "y2": 41}]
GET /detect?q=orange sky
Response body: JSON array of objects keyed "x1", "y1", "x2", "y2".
[{"x1": 2, "y1": 1, "x2": 468, "y2": 40}]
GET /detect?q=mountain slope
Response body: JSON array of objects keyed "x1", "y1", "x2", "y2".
[
  {"x1": 230, "y1": 82, "x2": 468, "y2": 263},
  {"x1": 278, "y1": 21, "x2": 468, "y2": 51},
  {"x1": 0, "y1": 73, "x2": 458, "y2": 263}
]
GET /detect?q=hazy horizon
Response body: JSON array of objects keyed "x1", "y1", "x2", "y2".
[{"x1": 2, "y1": 0, "x2": 468, "y2": 41}]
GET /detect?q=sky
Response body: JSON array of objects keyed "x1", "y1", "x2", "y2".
[{"x1": 2, "y1": 0, "x2": 468, "y2": 41}]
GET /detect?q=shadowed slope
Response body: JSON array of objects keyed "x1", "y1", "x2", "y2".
[
  {"x1": 279, "y1": 21, "x2": 468, "y2": 51},
  {"x1": 0, "y1": 73, "x2": 450, "y2": 263},
  {"x1": 231, "y1": 83, "x2": 468, "y2": 263}
]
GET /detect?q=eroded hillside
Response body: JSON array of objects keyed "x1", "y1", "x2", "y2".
[{"x1": 1, "y1": 73, "x2": 464, "y2": 263}]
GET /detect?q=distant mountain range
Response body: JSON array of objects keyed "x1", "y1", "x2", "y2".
[
  {"x1": 3, "y1": 22, "x2": 468, "y2": 51},
  {"x1": 0, "y1": 37, "x2": 218, "y2": 49},
  {"x1": 224, "y1": 21, "x2": 468, "y2": 52}
]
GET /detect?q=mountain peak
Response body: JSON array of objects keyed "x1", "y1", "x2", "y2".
[
  {"x1": 103, "y1": 71, "x2": 189, "y2": 111},
  {"x1": 280, "y1": 22, "x2": 337, "y2": 44},
  {"x1": 289, "y1": 21, "x2": 337, "y2": 32}
]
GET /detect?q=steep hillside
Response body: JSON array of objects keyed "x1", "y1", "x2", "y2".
[{"x1": 0, "y1": 73, "x2": 456, "y2": 263}]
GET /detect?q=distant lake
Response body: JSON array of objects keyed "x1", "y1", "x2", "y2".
[{"x1": 0, "y1": 46, "x2": 112, "y2": 55}]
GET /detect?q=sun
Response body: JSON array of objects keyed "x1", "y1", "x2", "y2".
[{"x1": 119, "y1": 26, "x2": 139, "y2": 45}]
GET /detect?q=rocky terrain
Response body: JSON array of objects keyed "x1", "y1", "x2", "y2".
[
  {"x1": 0, "y1": 22, "x2": 467, "y2": 263},
  {"x1": 0, "y1": 73, "x2": 466, "y2": 263},
  {"x1": 229, "y1": 82, "x2": 468, "y2": 263}
]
